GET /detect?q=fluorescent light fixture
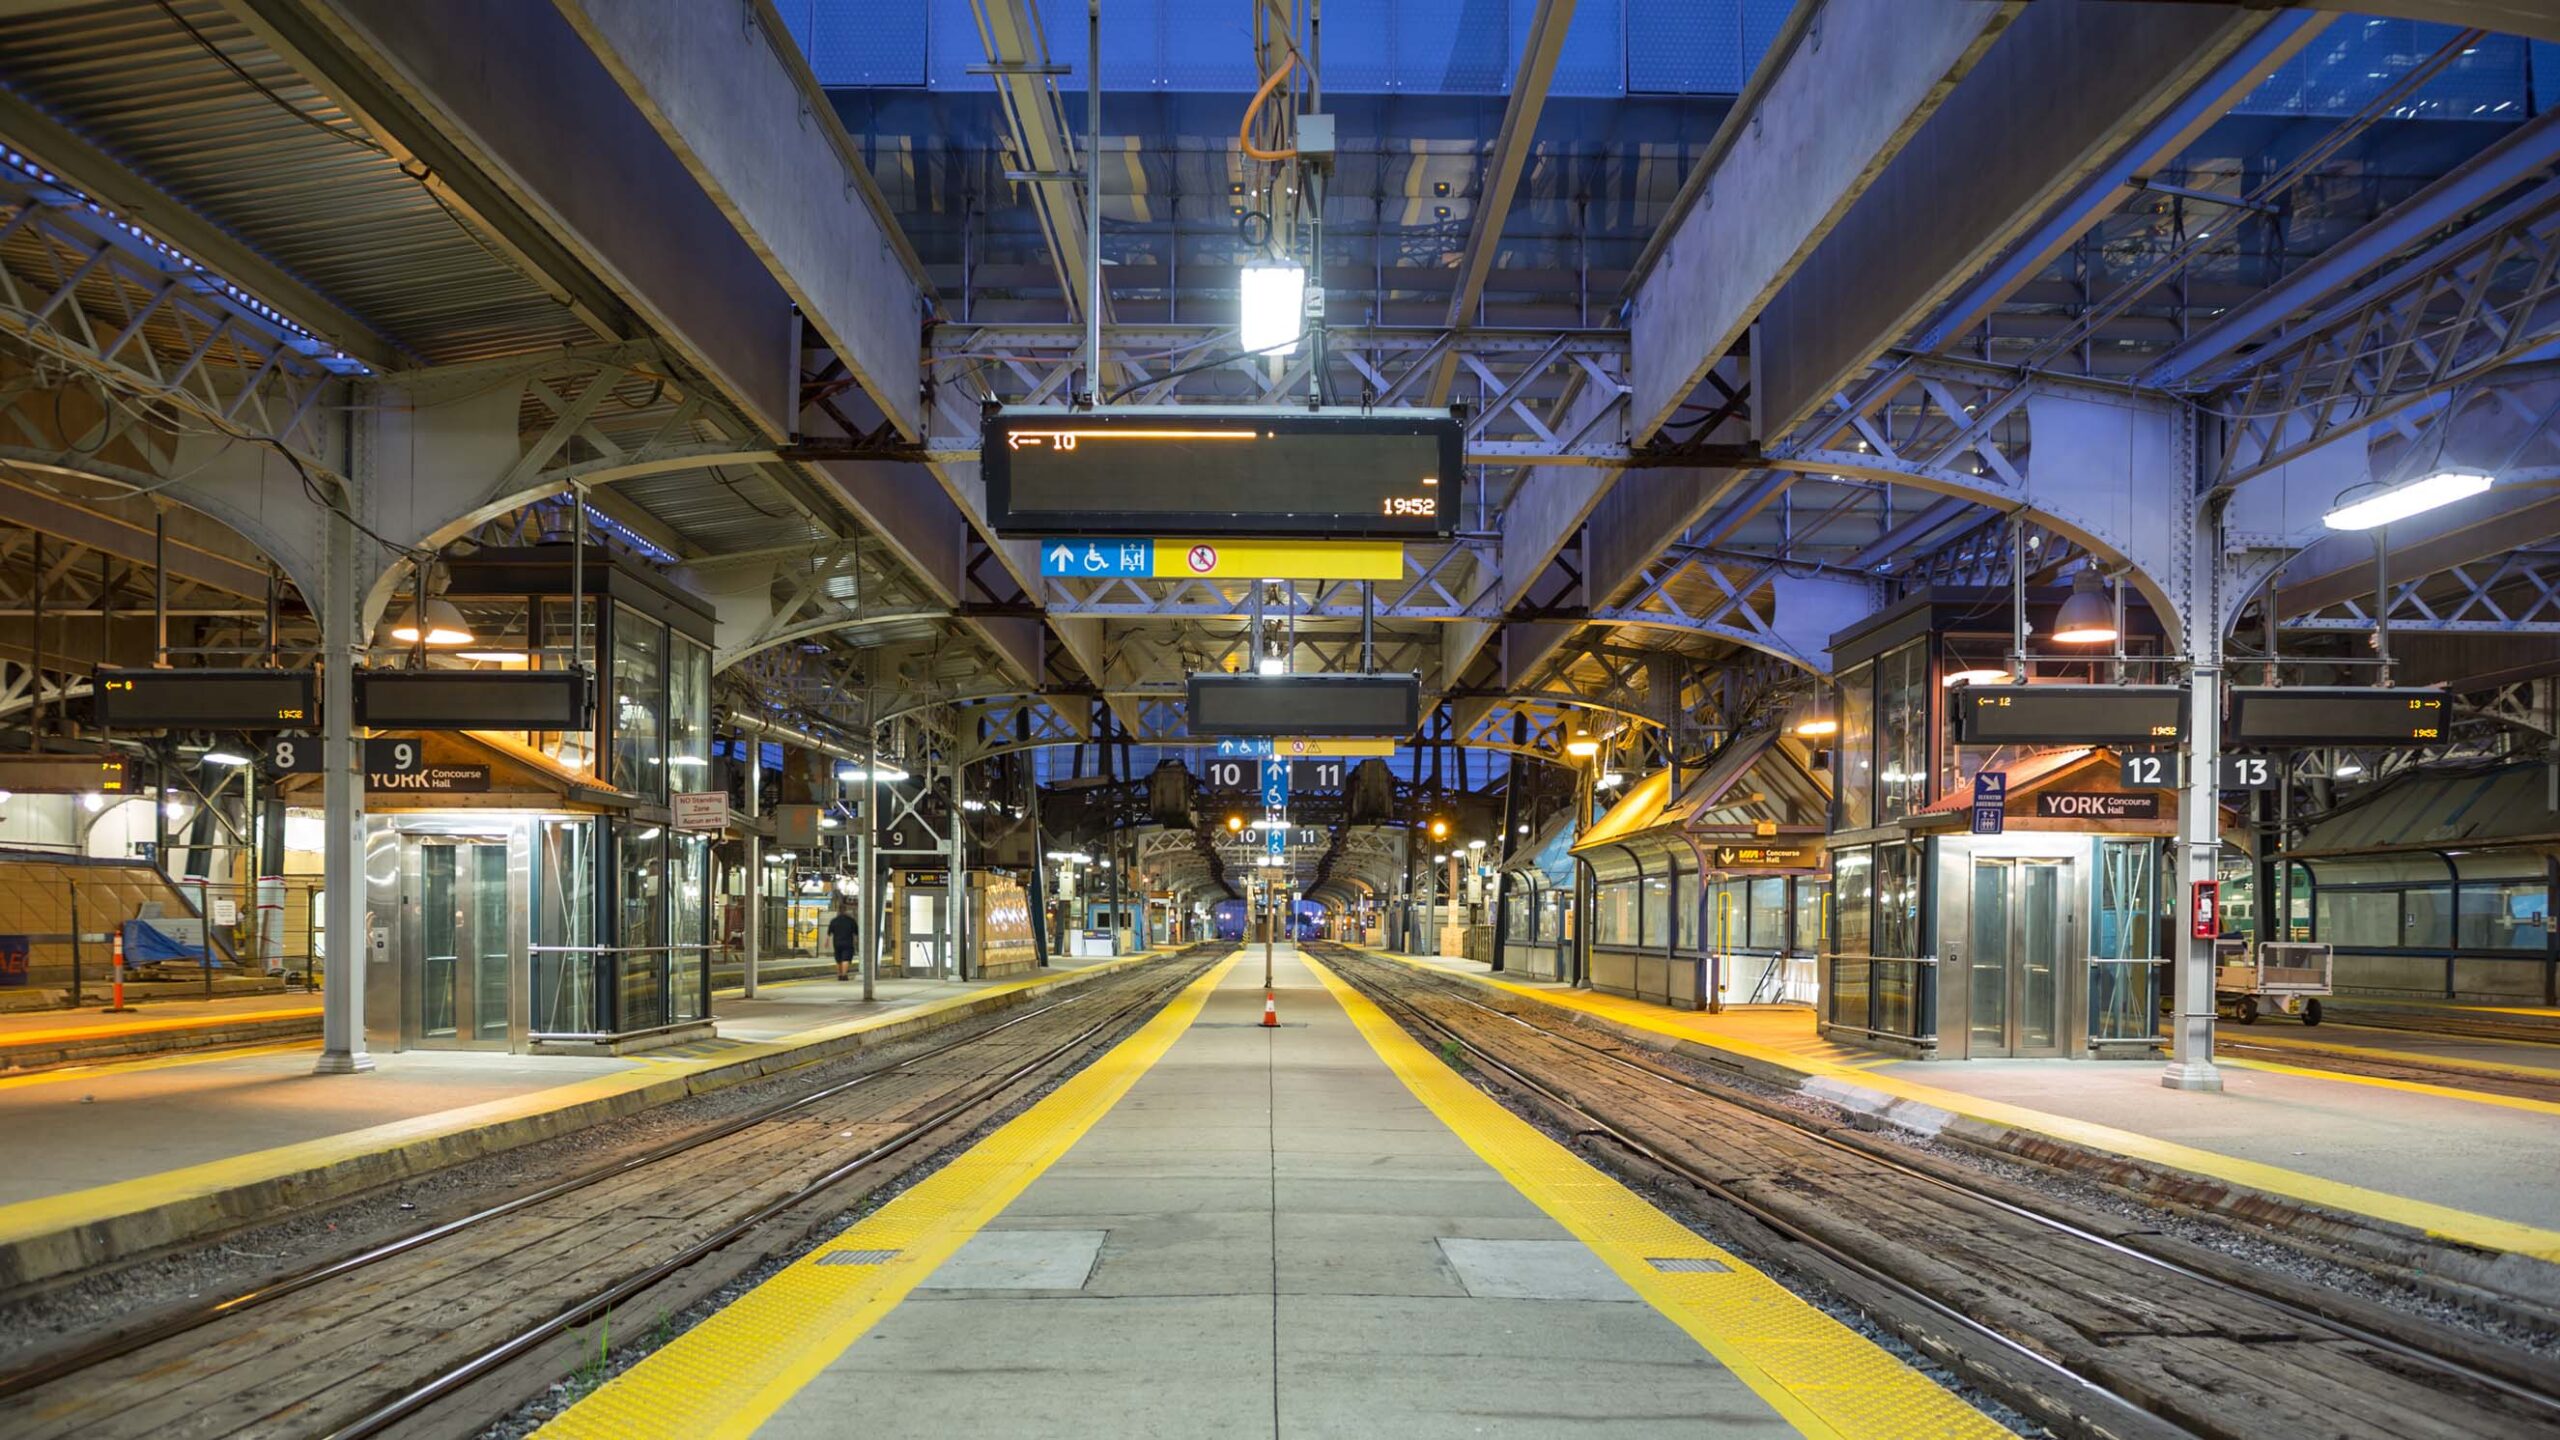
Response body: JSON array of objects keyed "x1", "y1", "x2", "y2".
[
  {"x1": 819, "y1": 816, "x2": 841, "y2": 828},
  {"x1": 1943, "y1": 667, "x2": 2012, "y2": 688},
  {"x1": 2333, "y1": 759, "x2": 2365, "y2": 779},
  {"x1": 635, "y1": 826, "x2": 663, "y2": 840},
  {"x1": 1239, "y1": 262, "x2": 1305, "y2": 356},
  {"x1": 82, "y1": 791, "x2": 105, "y2": 813},
  {"x1": 1597, "y1": 770, "x2": 1626, "y2": 789},
  {"x1": 458, "y1": 650, "x2": 528, "y2": 664},
  {"x1": 666, "y1": 755, "x2": 708, "y2": 768},
  {"x1": 1466, "y1": 838, "x2": 1485, "y2": 849},
  {"x1": 202, "y1": 750, "x2": 253, "y2": 767},
  {"x1": 836, "y1": 764, "x2": 912, "y2": 783},
  {"x1": 2323, "y1": 469, "x2": 2494, "y2": 530},
  {"x1": 1256, "y1": 654, "x2": 1286, "y2": 676},
  {"x1": 1564, "y1": 728, "x2": 1599, "y2": 759}
]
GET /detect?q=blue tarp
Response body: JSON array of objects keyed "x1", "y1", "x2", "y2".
[{"x1": 120, "y1": 920, "x2": 221, "y2": 968}]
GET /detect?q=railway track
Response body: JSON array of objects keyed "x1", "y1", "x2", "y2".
[
  {"x1": 1311, "y1": 945, "x2": 2560, "y2": 1440},
  {"x1": 0, "y1": 948, "x2": 1227, "y2": 1440}
]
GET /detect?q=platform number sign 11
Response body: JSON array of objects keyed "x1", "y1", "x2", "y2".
[{"x1": 1289, "y1": 759, "x2": 1344, "y2": 790}]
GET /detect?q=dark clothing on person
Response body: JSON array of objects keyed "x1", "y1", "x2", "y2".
[{"x1": 829, "y1": 912, "x2": 859, "y2": 961}]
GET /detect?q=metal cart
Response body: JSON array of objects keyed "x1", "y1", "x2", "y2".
[{"x1": 2214, "y1": 940, "x2": 2332, "y2": 1025}]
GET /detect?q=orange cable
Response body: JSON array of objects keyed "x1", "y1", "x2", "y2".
[{"x1": 1239, "y1": 55, "x2": 1298, "y2": 163}]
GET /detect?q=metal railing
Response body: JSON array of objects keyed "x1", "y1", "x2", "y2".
[
  {"x1": 1822, "y1": 953, "x2": 1939, "y2": 1048},
  {"x1": 529, "y1": 943, "x2": 712, "y2": 1043}
]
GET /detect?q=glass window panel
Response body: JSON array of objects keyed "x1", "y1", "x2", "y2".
[
  {"x1": 536, "y1": 818, "x2": 598, "y2": 1035},
  {"x1": 1833, "y1": 846, "x2": 1872, "y2": 956},
  {"x1": 1835, "y1": 663, "x2": 1875, "y2": 830},
  {"x1": 1749, "y1": 877, "x2": 1786, "y2": 950},
  {"x1": 1640, "y1": 872, "x2": 1671, "y2": 949},
  {"x1": 1673, "y1": 865, "x2": 1700, "y2": 951},
  {"x1": 2403, "y1": 885, "x2": 2453, "y2": 949},
  {"x1": 1592, "y1": 879, "x2": 1639, "y2": 946},
  {"x1": 536, "y1": 597, "x2": 600, "y2": 777},
  {"x1": 669, "y1": 834, "x2": 708, "y2": 1023},
  {"x1": 611, "y1": 606, "x2": 668, "y2": 800},
  {"x1": 1874, "y1": 842, "x2": 1921, "y2": 958},
  {"x1": 2459, "y1": 881, "x2": 2552, "y2": 951},
  {"x1": 615, "y1": 822, "x2": 667, "y2": 1030},
  {"x1": 2316, "y1": 889, "x2": 2399, "y2": 949},
  {"x1": 1792, "y1": 878, "x2": 1823, "y2": 957},
  {"x1": 1877, "y1": 641, "x2": 1927, "y2": 823},
  {"x1": 666, "y1": 637, "x2": 712, "y2": 789},
  {"x1": 2095, "y1": 839, "x2": 2158, "y2": 960}
]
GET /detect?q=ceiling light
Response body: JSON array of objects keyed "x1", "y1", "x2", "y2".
[
  {"x1": 1239, "y1": 262, "x2": 1305, "y2": 356},
  {"x1": 1596, "y1": 770, "x2": 1625, "y2": 789},
  {"x1": 1564, "y1": 727, "x2": 1599, "y2": 759},
  {"x1": 2051, "y1": 570, "x2": 2118, "y2": 645},
  {"x1": 1793, "y1": 712, "x2": 1839, "y2": 738},
  {"x1": 202, "y1": 750, "x2": 253, "y2": 767},
  {"x1": 82, "y1": 791, "x2": 105, "y2": 813},
  {"x1": 666, "y1": 755, "x2": 708, "y2": 768},
  {"x1": 2323, "y1": 468, "x2": 2494, "y2": 530},
  {"x1": 1256, "y1": 653, "x2": 1286, "y2": 677},
  {"x1": 458, "y1": 649, "x2": 528, "y2": 664},
  {"x1": 836, "y1": 764, "x2": 911, "y2": 783},
  {"x1": 1467, "y1": 838, "x2": 1485, "y2": 849},
  {"x1": 2333, "y1": 759, "x2": 2365, "y2": 779},
  {"x1": 1943, "y1": 668, "x2": 2012, "y2": 688},
  {"x1": 388, "y1": 595, "x2": 474, "y2": 647}
]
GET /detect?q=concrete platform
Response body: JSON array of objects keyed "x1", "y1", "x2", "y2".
[
  {"x1": 0, "y1": 953, "x2": 1149, "y2": 1290},
  {"x1": 0, "y1": 993, "x2": 322, "y2": 1073},
  {"x1": 541, "y1": 948, "x2": 1998, "y2": 1439},
  {"x1": 1393, "y1": 953, "x2": 2560, "y2": 1278}
]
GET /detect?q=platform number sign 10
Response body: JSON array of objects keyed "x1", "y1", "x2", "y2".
[{"x1": 1202, "y1": 757, "x2": 1252, "y2": 792}]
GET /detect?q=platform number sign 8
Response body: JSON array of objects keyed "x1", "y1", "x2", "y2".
[{"x1": 265, "y1": 736, "x2": 323, "y2": 773}]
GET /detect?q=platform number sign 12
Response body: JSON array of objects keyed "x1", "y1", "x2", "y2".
[{"x1": 2119, "y1": 753, "x2": 2176, "y2": 789}]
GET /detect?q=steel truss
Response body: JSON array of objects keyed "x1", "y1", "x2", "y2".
[
  {"x1": 922, "y1": 324, "x2": 1634, "y2": 465},
  {"x1": 0, "y1": 173, "x2": 342, "y2": 479},
  {"x1": 2279, "y1": 547, "x2": 2560, "y2": 634},
  {"x1": 2202, "y1": 174, "x2": 2560, "y2": 488}
]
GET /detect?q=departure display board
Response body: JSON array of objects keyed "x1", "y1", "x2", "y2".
[
  {"x1": 353, "y1": 670, "x2": 589, "y2": 731},
  {"x1": 1951, "y1": 684, "x2": 2187, "y2": 746},
  {"x1": 1186, "y1": 673, "x2": 1421, "y2": 738},
  {"x1": 2228, "y1": 687, "x2": 2447, "y2": 746},
  {"x1": 985, "y1": 406, "x2": 1460, "y2": 539},
  {"x1": 92, "y1": 668, "x2": 314, "y2": 730}
]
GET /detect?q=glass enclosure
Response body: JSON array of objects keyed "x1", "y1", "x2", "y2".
[
  {"x1": 2090, "y1": 838, "x2": 2161, "y2": 1044},
  {"x1": 1876, "y1": 641, "x2": 1927, "y2": 824},
  {"x1": 1834, "y1": 662, "x2": 1876, "y2": 830},
  {"x1": 612, "y1": 607, "x2": 668, "y2": 798}
]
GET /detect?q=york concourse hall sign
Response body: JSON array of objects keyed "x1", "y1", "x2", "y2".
[
  {"x1": 2033, "y1": 791, "x2": 2159, "y2": 822},
  {"x1": 366, "y1": 764, "x2": 492, "y2": 794}
]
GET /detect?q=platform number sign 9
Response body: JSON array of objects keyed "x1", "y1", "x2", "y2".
[{"x1": 263, "y1": 737, "x2": 428, "y2": 775}]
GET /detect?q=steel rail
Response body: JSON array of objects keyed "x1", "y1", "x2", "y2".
[
  {"x1": 1321, "y1": 948, "x2": 2560, "y2": 1432},
  {"x1": 318, "y1": 955, "x2": 1219, "y2": 1439},
  {"x1": 0, "y1": 951, "x2": 1216, "y2": 1414}
]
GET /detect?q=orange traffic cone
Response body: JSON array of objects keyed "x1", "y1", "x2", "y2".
[{"x1": 1259, "y1": 990, "x2": 1280, "y2": 1028}]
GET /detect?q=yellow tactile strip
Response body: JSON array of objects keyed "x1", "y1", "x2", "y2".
[
  {"x1": 1304, "y1": 955, "x2": 2004, "y2": 1440},
  {"x1": 537, "y1": 954, "x2": 1240, "y2": 1440}
]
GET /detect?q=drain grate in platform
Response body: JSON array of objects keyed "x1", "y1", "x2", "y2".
[{"x1": 817, "y1": 1249, "x2": 901, "y2": 1266}]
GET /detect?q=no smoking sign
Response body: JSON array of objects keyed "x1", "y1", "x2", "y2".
[{"x1": 1186, "y1": 544, "x2": 1218, "y2": 574}]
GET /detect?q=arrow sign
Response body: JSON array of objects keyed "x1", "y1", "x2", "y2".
[{"x1": 1260, "y1": 757, "x2": 1290, "y2": 810}]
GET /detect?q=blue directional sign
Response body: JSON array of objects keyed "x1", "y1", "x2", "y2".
[
  {"x1": 1265, "y1": 823, "x2": 1286, "y2": 861},
  {"x1": 1215, "y1": 738, "x2": 1275, "y2": 757},
  {"x1": 1260, "y1": 757, "x2": 1290, "y2": 811},
  {"x1": 1970, "y1": 770, "x2": 2007, "y2": 836},
  {"x1": 1039, "y1": 538, "x2": 1153, "y2": 578}
]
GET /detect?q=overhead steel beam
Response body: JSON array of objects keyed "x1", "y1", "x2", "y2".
[
  {"x1": 1625, "y1": 0, "x2": 2017, "y2": 442},
  {"x1": 2273, "y1": 487, "x2": 2560, "y2": 619},
  {"x1": 2145, "y1": 106, "x2": 2560, "y2": 391},
  {"x1": 0, "y1": 85, "x2": 402, "y2": 371},
  {"x1": 262, "y1": 0, "x2": 790, "y2": 434},
  {"x1": 0, "y1": 478, "x2": 269, "y2": 597},
  {"x1": 2283, "y1": 1, "x2": 2560, "y2": 43},
  {"x1": 1914, "y1": 10, "x2": 2329, "y2": 355},
  {"x1": 1425, "y1": 0, "x2": 1576, "y2": 406},
  {"x1": 1845, "y1": 494, "x2": 1978, "y2": 571},
  {"x1": 552, "y1": 0, "x2": 932, "y2": 442},
  {"x1": 967, "y1": 0, "x2": 1108, "y2": 339},
  {"x1": 1754, "y1": 2, "x2": 2273, "y2": 435}
]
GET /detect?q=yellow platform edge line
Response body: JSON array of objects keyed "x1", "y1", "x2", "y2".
[
  {"x1": 2222, "y1": 1029, "x2": 2560, "y2": 1081},
  {"x1": 1366, "y1": 951, "x2": 2560, "y2": 1267},
  {"x1": 537, "y1": 953, "x2": 1241, "y2": 1440},
  {"x1": 0, "y1": 957, "x2": 1153, "y2": 1250},
  {"x1": 0, "y1": 1039, "x2": 319, "y2": 1093},
  {"x1": 0, "y1": 1005, "x2": 323, "y2": 1046},
  {"x1": 2215, "y1": 1055, "x2": 2560, "y2": 1118},
  {"x1": 1304, "y1": 955, "x2": 2005, "y2": 1440}
]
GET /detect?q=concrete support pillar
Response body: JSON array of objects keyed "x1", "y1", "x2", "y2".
[
  {"x1": 2165, "y1": 437, "x2": 2226, "y2": 1093},
  {"x1": 860, "y1": 724, "x2": 879, "y2": 1001},
  {"x1": 741, "y1": 735, "x2": 760, "y2": 999},
  {"x1": 314, "y1": 503, "x2": 371, "y2": 1074}
]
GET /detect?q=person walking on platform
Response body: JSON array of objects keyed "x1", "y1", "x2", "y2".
[{"x1": 829, "y1": 900, "x2": 860, "y2": 983}]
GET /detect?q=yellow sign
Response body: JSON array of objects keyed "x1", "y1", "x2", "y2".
[
  {"x1": 1151, "y1": 539, "x2": 1403, "y2": 581},
  {"x1": 1273, "y1": 738, "x2": 1397, "y2": 757}
]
